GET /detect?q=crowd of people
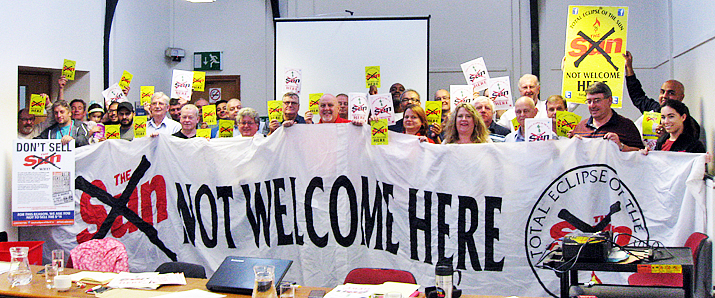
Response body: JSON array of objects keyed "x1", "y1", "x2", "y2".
[{"x1": 17, "y1": 51, "x2": 707, "y2": 156}]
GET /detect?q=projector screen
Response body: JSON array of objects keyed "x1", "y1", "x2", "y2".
[{"x1": 274, "y1": 16, "x2": 429, "y2": 120}]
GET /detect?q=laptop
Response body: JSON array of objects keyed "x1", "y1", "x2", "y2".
[{"x1": 206, "y1": 256, "x2": 293, "y2": 294}]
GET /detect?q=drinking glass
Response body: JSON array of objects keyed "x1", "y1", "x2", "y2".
[
  {"x1": 44, "y1": 264, "x2": 58, "y2": 289},
  {"x1": 51, "y1": 249, "x2": 64, "y2": 272}
]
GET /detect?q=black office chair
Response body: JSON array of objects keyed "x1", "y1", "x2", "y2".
[
  {"x1": 156, "y1": 261, "x2": 207, "y2": 279},
  {"x1": 0, "y1": 232, "x2": 7, "y2": 242}
]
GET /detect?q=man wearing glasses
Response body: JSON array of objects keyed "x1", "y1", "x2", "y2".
[
  {"x1": 268, "y1": 92, "x2": 307, "y2": 134},
  {"x1": 389, "y1": 89, "x2": 420, "y2": 132},
  {"x1": 236, "y1": 108, "x2": 262, "y2": 138},
  {"x1": 571, "y1": 82, "x2": 643, "y2": 152},
  {"x1": 147, "y1": 92, "x2": 181, "y2": 136}
]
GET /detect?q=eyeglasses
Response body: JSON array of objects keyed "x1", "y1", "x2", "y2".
[
  {"x1": 283, "y1": 101, "x2": 299, "y2": 106},
  {"x1": 19, "y1": 117, "x2": 35, "y2": 122},
  {"x1": 585, "y1": 98, "x2": 608, "y2": 105},
  {"x1": 239, "y1": 121, "x2": 256, "y2": 126}
]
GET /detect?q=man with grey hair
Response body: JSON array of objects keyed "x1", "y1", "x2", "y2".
[
  {"x1": 147, "y1": 92, "x2": 181, "y2": 135},
  {"x1": 389, "y1": 89, "x2": 420, "y2": 132},
  {"x1": 172, "y1": 104, "x2": 200, "y2": 139},
  {"x1": 236, "y1": 107, "x2": 262, "y2": 137},
  {"x1": 473, "y1": 96, "x2": 511, "y2": 137},
  {"x1": 497, "y1": 74, "x2": 548, "y2": 130},
  {"x1": 571, "y1": 82, "x2": 643, "y2": 151},
  {"x1": 268, "y1": 92, "x2": 307, "y2": 134}
]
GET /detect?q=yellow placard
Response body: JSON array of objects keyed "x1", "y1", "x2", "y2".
[
  {"x1": 105, "y1": 124, "x2": 121, "y2": 139},
  {"x1": 267, "y1": 100, "x2": 283, "y2": 122},
  {"x1": 140, "y1": 86, "x2": 154, "y2": 106},
  {"x1": 371, "y1": 119, "x2": 389, "y2": 145},
  {"x1": 642, "y1": 111, "x2": 661, "y2": 140},
  {"x1": 511, "y1": 117, "x2": 520, "y2": 132},
  {"x1": 308, "y1": 93, "x2": 322, "y2": 114},
  {"x1": 196, "y1": 128, "x2": 211, "y2": 139},
  {"x1": 365, "y1": 66, "x2": 381, "y2": 88},
  {"x1": 562, "y1": 6, "x2": 628, "y2": 108},
  {"x1": 62, "y1": 59, "x2": 76, "y2": 81},
  {"x1": 133, "y1": 115, "x2": 147, "y2": 138},
  {"x1": 651, "y1": 264, "x2": 682, "y2": 274},
  {"x1": 193, "y1": 71, "x2": 206, "y2": 91},
  {"x1": 28, "y1": 94, "x2": 46, "y2": 116},
  {"x1": 202, "y1": 105, "x2": 217, "y2": 126},
  {"x1": 425, "y1": 101, "x2": 442, "y2": 126},
  {"x1": 555, "y1": 111, "x2": 583, "y2": 137},
  {"x1": 119, "y1": 70, "x2": 133, "y2": 89},
  {"x1": 219, "y1": 119, "x2": 234, "y2": 138}
]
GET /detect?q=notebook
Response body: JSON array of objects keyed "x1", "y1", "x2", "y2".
[{"x1": 205, "y1": 256, "x2": 293, "y2": 294}]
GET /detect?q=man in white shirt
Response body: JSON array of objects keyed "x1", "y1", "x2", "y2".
[
  {"x1": 147, "y1": 92, "x2": 180, "y2": 135},
  {"x1": 497, "y1": 74, "x2": 547, "y2": 130}
]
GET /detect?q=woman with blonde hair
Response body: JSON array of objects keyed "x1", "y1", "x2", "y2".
[{"x1": 442, "y1": 103, "x2": 490, "y2": 144}]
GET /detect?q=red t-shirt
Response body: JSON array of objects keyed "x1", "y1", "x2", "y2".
[{"x1": 661, "y1": 139, "x2": 675, "y2": 151}]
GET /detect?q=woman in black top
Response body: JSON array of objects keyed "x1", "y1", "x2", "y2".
[{"x1": 641, "y1": 99, "x2": 705, "y2": 154}]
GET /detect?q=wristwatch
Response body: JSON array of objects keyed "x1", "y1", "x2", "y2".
[{"x1": 619, "y1": 142, "x2": 625, "y2": 151}]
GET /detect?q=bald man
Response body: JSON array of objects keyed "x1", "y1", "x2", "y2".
[
  {"x1": 497, "y1": 74, "x2": 548, "y2": 131},
  {"x1": 504, "y1": 96, "x2": 540, "y2": 142},
  {"x1": 623, "y1": 51, "x2": 701, "y2": 139},
  {"x1": 308, "y1": 94, "x2": 350, "y2": 124}
]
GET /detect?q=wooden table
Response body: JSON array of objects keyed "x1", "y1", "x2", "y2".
[{"x1": 0, "y1": 265, "x2": 546, "y2": 298}]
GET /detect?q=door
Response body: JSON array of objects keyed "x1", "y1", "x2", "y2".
[{"x1": 191, "y1": 75, "x2": 240, "y2": 103}]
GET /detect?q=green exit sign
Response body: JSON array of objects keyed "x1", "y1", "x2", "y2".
[{"x1": 194, "y1": 51, "x2": 222, "y2": 71}]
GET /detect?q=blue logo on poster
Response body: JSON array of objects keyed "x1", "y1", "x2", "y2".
[
  {"x1": 565, "y1": 91, "x2": 572, "y2": 99},
  {"x1": 572, "y1": 7, "x2": 579, "y2": 15},
  {"x1": 612, "y1": 96, "x2": 619, "y2": 104},
  {"x1": 618, "y1": 9, "x2": 624, "y2": 16}
]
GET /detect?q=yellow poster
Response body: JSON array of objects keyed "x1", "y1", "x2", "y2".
[
  {"x1": 371, "y1": 119, "x2": 389, "y2": 145},
  {"x1": 119, "y1": 70, "x2": 133, "y2": 89},
  {"x1": 365, "y1": 66, "x2": 381, "y2": 88},
  {"x1": 219, "y1": 119, "x2": 234, "y2": 138},
  {"x1": 140, "y1": 86, "x2": 154, "y2": 106},
  {"x1": 105, "y1": 124, "x2": 121, "y2": 139},
  {"x1": 202, "y1": 104, "x2": 217, "y2": 126},
  {"x1": 193, "y1": 71, "x2": 206, "y2": 91},
  {"x1": 425, "y1": 101, "x2": 442, "y2": 126},
  {"x1": 196, "y1": 128, "x2": 211, "y2": 139},
  {"x1": 29, "y1": 94, "x2": 46, "y2": 116},
  {"x1": 555, "y1": 111, "x2": 583, "y2": 137},
  {"x1": 308, "y1": 93, "x2": 322, "y2": 114},
  {"x1": 62, "y1": 59, "x2": 76, "y2": 81},
  {"x1": 134, "y1": 115, "x2": 147, "y2": 138},
  {"x1": 562, "y1": 6, "x2": 628, "y2": 108},
  {"x1": 642, "y1": 111, "x2": 661, "y2": 140},
  {"x1": 511, "y1": 117, "x2": 520, "y2": 132},
  {"x1": 267, "y1": 100, "x2": 283, "y2": 122}
]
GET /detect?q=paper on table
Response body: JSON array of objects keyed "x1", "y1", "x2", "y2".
[
  {"x1": 107, "y1": 272, "x2": 161, "y2": 289},
  {"x1": 373, "y1": 282, "x2": 420, "y2": 298},
  {"x1": 324, "y1": 283, "x2": 380, "y2": 298},
  {"x1": 68, "y1": 271, "x2": 119, "y2": 284},
  {"x1": 154, "y1": 289, "x2": 227, "y2": 298}
]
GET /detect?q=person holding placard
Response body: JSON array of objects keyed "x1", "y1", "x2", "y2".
[
  {"x1": 17, "y1": 94, "x2": 56, "y2": 139},
  {"x1": 401, "y1": 104, "x2": 440, "y2": 144},
  {"x1": 571, "y1": 82, "x2": 644, "y2": 151},
  {"x1": 147, "y1": 92, "x2": 181, "y2": 136},
  {"x1": 103, "y1": 102, "x2": 120, "y2": 125},
  {"x1": 172, "y1": 104, "x2": 200, "y2": 139},
  {"x1": 504, "y1": 97, "x2": 539, "y2": 142},
  {"x1": 442, "y1": 103, "x2": 490, "y2": 144},
  {"x1": 473, "y1": 96, "x2": 510, "y2": 139},
  {"x1": 545, "y1": 95, "x2": 566, "y2": 119},
  {"x1": 268, "y1": 92, "x2": 307, "y2": 134},
  {"x1": 35, "y1": 100, "x2": 90, "y2": 147},
  {"x1": 640, "y1": 99, "x2": 705, "y2": 154}
]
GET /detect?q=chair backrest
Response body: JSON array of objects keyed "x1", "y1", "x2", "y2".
[
  {"x1": 70, "y1": 238, "x2": 129, "y2": 273},
  {"x1": 156, "y1": 261, "x2": 207, "y2": 279},
  {"x1": 693, "y1": 235, "x2": 712, "y2": 298},
  {"x1": 344, "y1": 268, "x2": 417, "y2": 285},
  {"x1": 684, "y1": 232, "x2": 709, "y2": 262}
]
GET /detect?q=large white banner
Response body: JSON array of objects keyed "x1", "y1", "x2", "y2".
[{"x1": 28, "y1": 125, "x2": 706, "y2": 297}]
